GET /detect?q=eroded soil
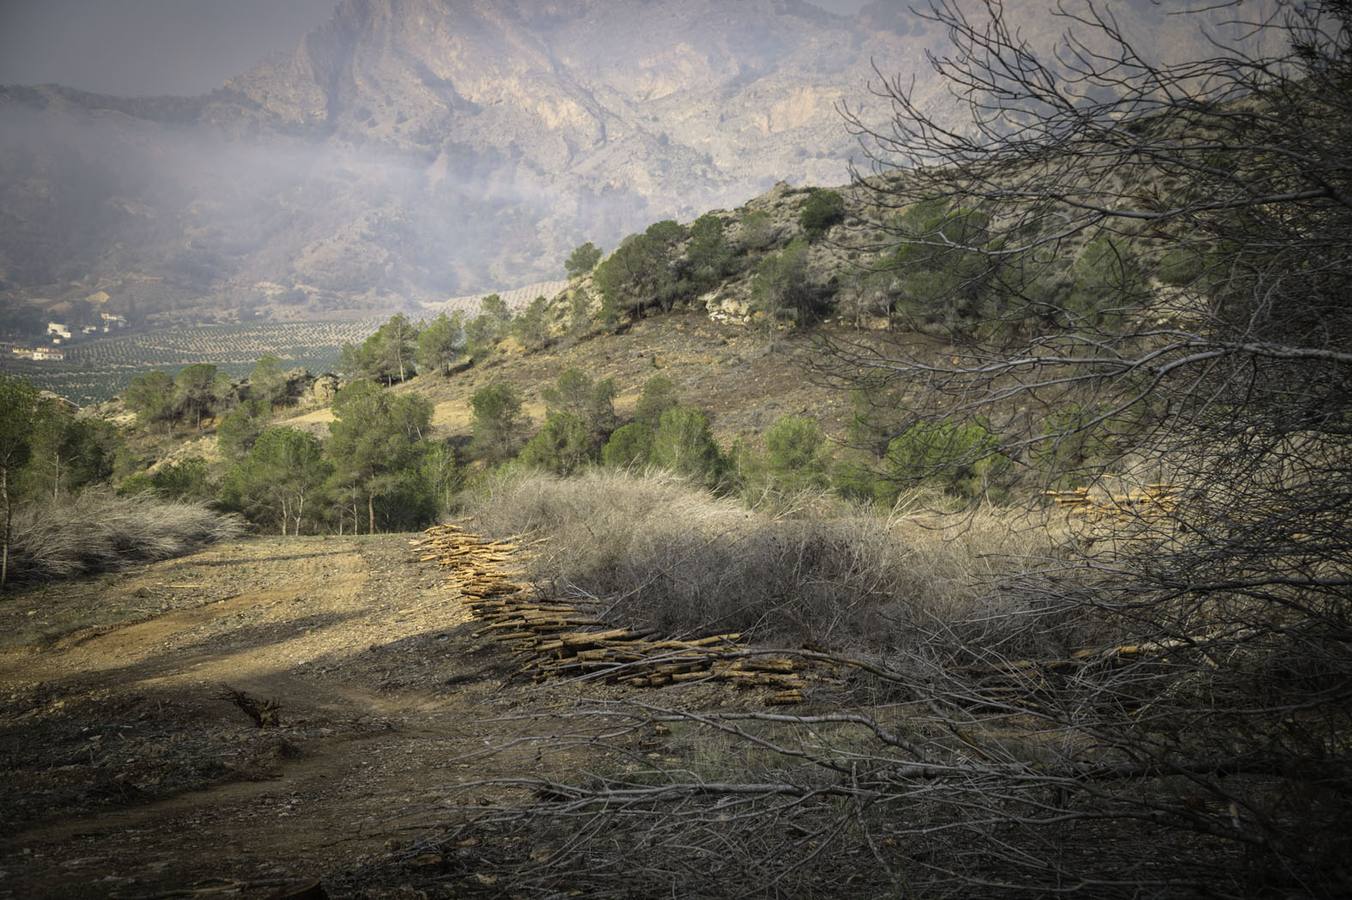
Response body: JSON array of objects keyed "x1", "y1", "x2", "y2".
[{"x1": 0, "y1": 535, "x2": 625, "y2": 898}]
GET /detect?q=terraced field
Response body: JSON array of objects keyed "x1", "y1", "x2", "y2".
[{"x1": 0, "y1": 320, "x2": 382, "y2": 404}]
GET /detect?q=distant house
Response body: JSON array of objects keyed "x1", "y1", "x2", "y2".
[
  {"x1": 32, "y1": 347, "x2": 65, "y2": 361},
  {"x1": 99, "y1": 312, "x2": 127, "y2": 332},
  {"x1": 10, "y1": 346, "x2": 35, "y2": 360},
  {"x1": 82, "y1": 325, "x2": 99, "y2": 335},
  {"x1": 47, "y1": 322, "x2": 72, "y2": 340}
]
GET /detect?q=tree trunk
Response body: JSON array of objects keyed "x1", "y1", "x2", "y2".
[
  {"x1": 368, "y1": 493, "x2": 375, "y2": 535},
  {"x1": 1, "y1": 467, "x2": 9, "y2": 589}
]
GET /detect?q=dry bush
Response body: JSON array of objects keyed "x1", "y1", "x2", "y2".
[
  {"x1": 462, "y1": 469, "x2": 1061, "y2": 649},
  {"x1": 9, "y1": 489, "x2": 244, "y2": 583}
]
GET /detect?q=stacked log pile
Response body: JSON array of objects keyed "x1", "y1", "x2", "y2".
[
  {"x1": 411, "y1": 523, "x2": 807, "y2": 704},
  {"x1": 1044, "y1": 484, "x2": 1178, "y2": 519}
]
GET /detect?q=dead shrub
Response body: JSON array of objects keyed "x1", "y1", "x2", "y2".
[
  {"x1": 8, "y1": 489, "x2": 244, "y2": 583},
  {"x1": 462, "y1": 469, "x2": 1060, "y2": 649}
]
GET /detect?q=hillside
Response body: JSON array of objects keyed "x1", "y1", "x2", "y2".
[
  {"x1": 0, "y1": 0, "x2": 1213, "y2": 330},
  {"x1": 282, "y1": 313, "x2": 855, "y2": 445}
]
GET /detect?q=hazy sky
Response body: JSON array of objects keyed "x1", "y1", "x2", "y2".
[{"x1": 0, "y1": 0, "x2": 874, "y2": 97}]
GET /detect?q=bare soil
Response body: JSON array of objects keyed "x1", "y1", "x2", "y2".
[{"x1": 0, "y1": 534, "x2": 641, "y2": 898}]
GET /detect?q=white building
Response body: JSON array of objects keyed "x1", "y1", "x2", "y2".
[{"x1": 46, "y1": 322, "x2": 72, "y2": 340}]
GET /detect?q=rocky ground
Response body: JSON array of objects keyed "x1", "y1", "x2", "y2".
[{"x1": 0, "y1": 533, "x2": 686, "y2": 897}]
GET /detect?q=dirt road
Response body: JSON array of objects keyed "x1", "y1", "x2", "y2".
[{"x1": 0, "y1": 534, "x2": 599, "y2": 898}]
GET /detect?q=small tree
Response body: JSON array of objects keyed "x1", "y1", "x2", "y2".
[
  {"x1": 593, "y1": 220, "x2": 690, "y2": 318},
  {"x1": 466, "y1": 294, "x2": 513, "y2": 360},
  {"x1": 225, "y1": 429, "x2": 329, "y2": 534},
  {"x1": 513, "y1": 296, "x2": 551, "y2": 350},
  {"x1": 149, "y1": 457, "x2": 214, "y2": 502},
  {"x1": 368, "y1": 313, "x2": 421, "y2": 383},
  {"x1": 418, "y1": 441, "x2": 460, "y2": 516},
  {"x1": 124, "y1": 371, "x2": 177, "y2": 431},
  {"x1": 751, "y1": 238, "x2": 815, "y2": 336},
  {"x1": 763, "y1": 415, "x2": 830, "y2": 493},
  {"x1": 601, "y1": 422, "x2": 655, "y2": 469},
  {"x1": 469, "y1": 382, "x2": 527, "y2": 465},
  {"x1": 880, "y1": 419, "x2": 1008, "y2": 502},
  {"x1": 683, "y1": 214, "x2": 734, "y2": 293},
  {"x1": 249, "y1": 355, "x2": 289, "y2": 407},
  {"x1": 217, "y1": 398, "x2": 270, "y2": 461},
  {"x1": 567, "y1": 289, "x2": 594, "y2": 339},
  {"x1": 650, "y1": 406, "x2": 724, "y2": 483},
  {"x1": 542, "y1": 368, "x2": 616, "y2": 444},
  {"x1": 0, "y1": 377, "x2": 38, "y2": 586},
  {"x1": 566, "y1": 241, "x2": 603, "y2": 279},
  {"x1": 1062, "y1": 236, "x2": 1149, "y2": 327},
  {"x1": 21, "y1": 402, "x2": 118, "y2": 499},
  {"x1": 798, "y1": 188, "x2": 846, "y2": 240},
  {"x1": 633, "y1": 374, "x2": 680, "y2": 429},
  {"x1": 326, "y1": 381, "x2": 432, "y2": 533},
  {"x1": 480, "y1": 294, "x2": 511, "y2": 324},
  {"x1": 519, "y1": 413, "x2": 593, "y2": 475},
  {"x1": 417, "y1": 311, "x2": 464, "y2": 375},
  {"x1": 174, "y1": 364, "x2": 222, "y2": 431},
  {"x1": 737, "y1": 210, "x2": 778, "y2": 251}
]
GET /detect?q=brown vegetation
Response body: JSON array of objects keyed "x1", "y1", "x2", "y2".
[
  {"x1": 461, "y1": 469, "x2": 1058, "y2": 650},
  {"x1": 8, "y1": 490, "x2": 243, "y2": 583}
]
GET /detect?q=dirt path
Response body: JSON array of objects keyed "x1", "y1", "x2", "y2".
[{"x1": 0, "y1": 534, "x2": 599, "y2": 898}]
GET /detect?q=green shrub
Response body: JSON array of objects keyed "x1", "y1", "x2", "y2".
[
  {"x1": 217, "y1": 398, "x2": 269, "y2": 461},
  {"x1": 738, "y1": 211, "x2": 777, "y2": 251},
  {"x1": 566, "y1": 241, "x2": 604, "y2": 278},
  {"x1": 542, "y1": 368, "x2": 616, "y2": 443},
  {"x1": 469, "y1": 382, "x2": 528, "y2": 464},
  {"x1": 1063, "y1": 236, "x2": 1148, "y2": 326},
  {"x1": 416, "y1": 311, "x2": 465, "y2": 375},
  {"x1": 830, "y1": 456, "x2": 886, "y2": 504},
  {"x1": 1157, "y1": 247, "x2": 1204, "y2": 287},
  {"x1": 880, "y1": 418, "x2": 1009, "y2": 501},
  {"x1": 593, "y1": 220, "x2": 691, "y2": 318},
  {"x1": 650, "y1": 406, "x2": 725, "y2": 483},
  {"x1": 763, "y1": 415, "x2": 831, "y2": 492},
  {"x1": 751, "y1": 238, "x2": 816, "y2": 326},
  {"x1": 149, "y1": 457, "x2": 214, "y2": 502},
  {"x1": 633, "y1": 374, "x2": 679, "y2": 429},
  {"x1": 520, "y1": 413, "x2": 594, "y2": 475},
  {"x1": 799, "y1": 189, "x2": 846, "y2": 240},
  {"x1": 602, "y1": 422, "x2": 655, "y2": 469}
]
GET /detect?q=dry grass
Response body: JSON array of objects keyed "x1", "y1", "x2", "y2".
[
  {"x1": 461, "y1": 469, "x2": 1061, "y2": 648},
  {"x1": 8, "y1": 490, "x2": 244, "y2": 583}
]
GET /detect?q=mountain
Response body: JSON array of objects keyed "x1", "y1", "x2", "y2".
[{"x1": 0, "y1": 0, "x2": 1199, "y2": 328}]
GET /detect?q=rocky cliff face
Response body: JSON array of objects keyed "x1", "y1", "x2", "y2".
[{"x1": 0, "y1": 0, "x2": 1187, "y2": 324}]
